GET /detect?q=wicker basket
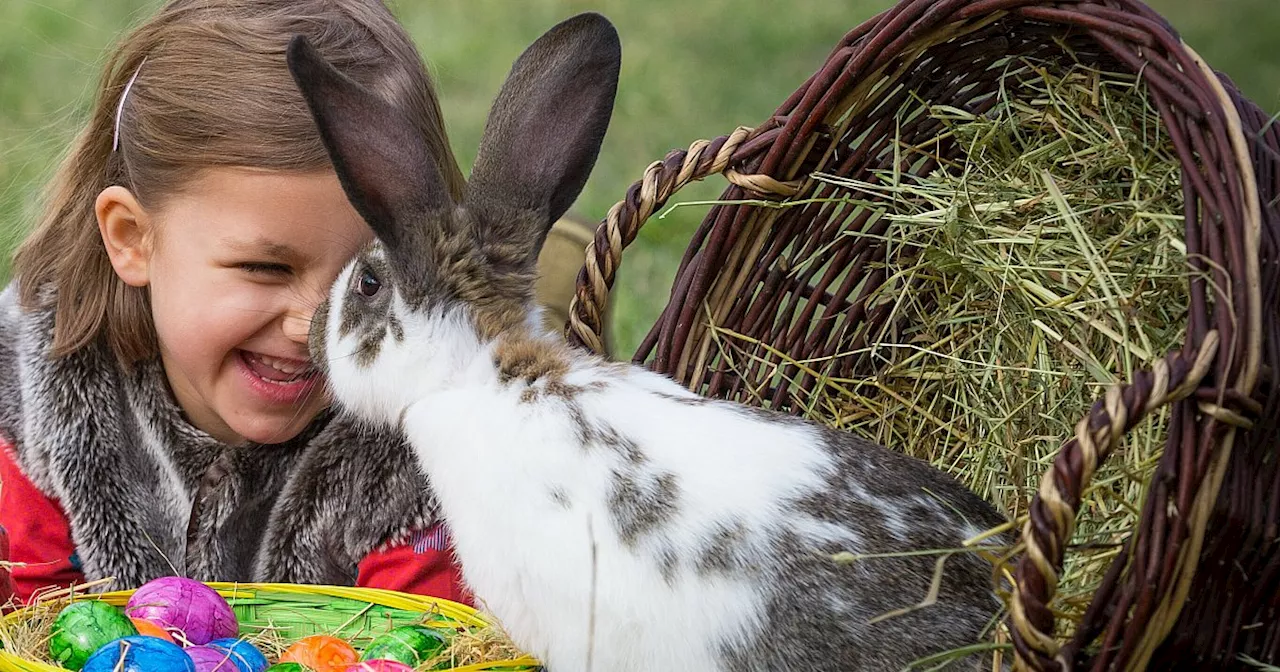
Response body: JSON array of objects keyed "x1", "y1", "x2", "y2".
[
  {"x1": 0, "y1": 583, "x2": 539, "y2": 671},
  {"x1": 568, "y1": 1, "x2": 1279, "y2": 670}
]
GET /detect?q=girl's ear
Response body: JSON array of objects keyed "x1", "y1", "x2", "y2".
[{"x1": 95, "y1": 185, "x2": 153, "y2": 287}]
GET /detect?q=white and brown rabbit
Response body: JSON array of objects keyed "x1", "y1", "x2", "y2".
[{"x1": 290, "y1": 13, "x2": 1009, "y2": 672}]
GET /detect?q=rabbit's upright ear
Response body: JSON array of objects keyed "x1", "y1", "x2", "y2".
[
  {"x1": 466, "y1": 13, "x2": 620, "y2": 267},
  {"x1": 286, "y1": 35, "x2": 449, "y2": 250}
]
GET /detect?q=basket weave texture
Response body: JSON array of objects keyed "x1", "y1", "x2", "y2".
[{"x1": 568, "y1": 1, "x2": 1280, "y2": 670}]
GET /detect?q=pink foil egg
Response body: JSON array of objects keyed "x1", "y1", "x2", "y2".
[
  {"x1": 351, "y1": 660, "x2": 414, "y2": 672},
  {"x1": 125, "y1": 577, "x2": 238, "y2": 645}
]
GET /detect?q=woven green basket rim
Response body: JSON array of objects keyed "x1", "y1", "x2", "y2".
[{"x1": 0, "y1": 581, "x2": 539, "y2": 672}]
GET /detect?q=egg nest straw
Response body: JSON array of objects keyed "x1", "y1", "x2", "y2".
[{"x1": 0, "y1": 581, "x2": 534, "y2": 671}]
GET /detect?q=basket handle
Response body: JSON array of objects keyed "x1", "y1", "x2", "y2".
[
  {"x1": 1009, "y1": 332, "x2": 1227, "y2": 671},
  {"x1": 565, "y1": 126, "x2": 801, "y2": 354}
]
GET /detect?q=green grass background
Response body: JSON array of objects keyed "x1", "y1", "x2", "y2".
[{"x1": 3, "y1": 0, "x2": 1278, "y2": 356}]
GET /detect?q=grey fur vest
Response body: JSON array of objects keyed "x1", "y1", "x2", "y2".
[{"x1": 0, "y1": 283, "x2": 437, "y2": 589}]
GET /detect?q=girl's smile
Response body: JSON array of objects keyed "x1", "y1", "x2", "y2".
[{"x1": 236, "y1": 350, "x2": 322, "y2": 406}]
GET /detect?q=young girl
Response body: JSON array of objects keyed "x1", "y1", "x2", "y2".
[{"x1": 0, "y1": 0, "x2": 603, "y2": 605}]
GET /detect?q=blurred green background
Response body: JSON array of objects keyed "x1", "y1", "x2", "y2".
[{"x1": 2, "y1": 0, "x2": 1278, "y2": 357}]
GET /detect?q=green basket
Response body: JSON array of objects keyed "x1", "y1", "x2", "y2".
[{"x1": 0, "y1": 582, "x2": 540, "y2": 671}]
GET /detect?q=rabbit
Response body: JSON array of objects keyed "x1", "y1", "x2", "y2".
[{"x1": 288, "y1": 12, "x2": 1011, "y2": 672}]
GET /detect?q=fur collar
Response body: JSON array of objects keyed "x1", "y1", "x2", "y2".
[{"x1": 0, "y1": 284, "x2": 437, "y2": 589}]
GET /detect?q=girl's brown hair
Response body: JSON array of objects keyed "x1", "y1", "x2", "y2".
[{"x1": 14, "y1": 0, "x2": 465, "y2": 366}]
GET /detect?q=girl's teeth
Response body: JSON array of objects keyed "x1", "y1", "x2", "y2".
[{"x1": 258, "y1": 354, "x2": 307, "y2": 375}]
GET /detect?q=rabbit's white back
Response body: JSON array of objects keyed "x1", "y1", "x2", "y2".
[
  {"x1": 290, "y1": 13, "x2": 1008, "y2": 671},
  {"x1": 404, "y1": 359, "x2": 854, "y2": 670}
]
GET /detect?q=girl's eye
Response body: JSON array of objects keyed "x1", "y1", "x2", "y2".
[
  {"x1": 357, "y1": 269, "x2": 382, "y2": 298},
  {"x1": 239, "y1": 262, "x2": 291, "y2": 275}
]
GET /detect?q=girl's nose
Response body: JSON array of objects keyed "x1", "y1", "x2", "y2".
[{"x1": 283, "y1": 310, "x2": 314, "y2": 346}]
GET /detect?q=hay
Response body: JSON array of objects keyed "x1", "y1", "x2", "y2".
[
  {"x1": 715, "y1": 57, "x2": 1195, "y2": 636},
  {"x1": 421, "y1": 622, "x2": 529, "y2": 671}
]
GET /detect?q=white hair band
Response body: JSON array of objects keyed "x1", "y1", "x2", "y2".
[{"x1": 113, "y1": 58, "x2": 147, "y2": 152}]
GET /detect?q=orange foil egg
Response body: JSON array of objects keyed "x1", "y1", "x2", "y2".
[
  {"x1": 130, "y1": 617, "x2": 176, "y2": 643},
  {"x1": 279, "y1": 634, "x2": 359, "y2": 672}
]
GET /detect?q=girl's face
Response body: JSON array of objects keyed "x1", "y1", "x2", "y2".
[{"x1": 137, "y1": 168, "x2": 371, "y2": 444}]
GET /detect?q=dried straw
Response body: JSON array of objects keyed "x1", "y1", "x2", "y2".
[{"x1": 707, "y1": 57, "x2": 1195, "y2": 639}]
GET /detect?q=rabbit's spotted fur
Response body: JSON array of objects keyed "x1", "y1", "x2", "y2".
[{"x1": 291, "y1": 13, "x2": 1009, "y2": 671}]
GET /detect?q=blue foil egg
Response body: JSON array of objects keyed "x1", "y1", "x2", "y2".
[
  {"x1": 81, "y1": 635, "x2": 196, "y2": 672},
  {"x1": 207, "y1": 638, "x2": 270, "y2": 672}
]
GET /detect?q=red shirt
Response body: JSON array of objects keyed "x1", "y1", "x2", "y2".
[
  {"x1": 0, "y1": 440, "x2": 470, "y2": 606},
  {"x1": 0, "y1": 442, "x2": 81, "y2": 604},
  {"x1": 0, "y1": 514, "x2": 11, "y2": 607}
]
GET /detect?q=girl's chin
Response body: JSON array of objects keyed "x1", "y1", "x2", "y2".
[
  {"x1": 229, "y1": 421, "x2": 310, "y2": 445},
  {"x1": 223, "y1": 405, "x2": 324, "y2": 446}
]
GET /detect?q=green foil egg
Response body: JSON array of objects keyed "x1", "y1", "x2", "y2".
[
  {"x1": 48, "y1": 601, "x2": 140, "y2": 670},
  {"x1": 263, "y1": 664, "x2": 310, "y2": 672},
  {"x1": 360, "y1": 625, "x2": 450, "y2": 667}
]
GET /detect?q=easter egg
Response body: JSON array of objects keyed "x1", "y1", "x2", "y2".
[
  {"x1": 351, "y1": 660, "x2": 414, "y2": 672},
  {"x1": 186, "y1": 645, "x2": 243, "y2": 672},
  {"x1": 360, "y1": 625, "x2": 450, "y2": 666},
  {"x1": 48, "y1": 600, "x2": 139, "y2": 670},
  {"x1": 81, "y1": 635, "x2": 196, "y2": 672},
  {"x1": 278, "y1": 635, "x2": 358, "y2": 672},
  {"x1": 125, "y1": 576, "x2": 238, "y2": 645},
  {"x1": 208, "y1": 638, "x2": 269, "y2": 672},
  {"x1": 131, "y1": 617, "x2": 177, "y2": 642},
  {"x1": 263, "y1": 664, "x2": 310, "y2": 672}
]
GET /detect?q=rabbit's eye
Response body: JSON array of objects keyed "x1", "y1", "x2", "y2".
[{"x1": 357, "y1": 269, "x2": 382, "y2": 298}]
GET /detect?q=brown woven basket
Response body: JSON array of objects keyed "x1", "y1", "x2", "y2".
[{"x1": 567, "y1": 1, "x2": 1280, "y2": 670}]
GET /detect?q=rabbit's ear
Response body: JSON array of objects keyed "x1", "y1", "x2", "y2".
[
  {"x1": 286, "y1": 35, "x2": 448, "y2": 250},
  {"x1": 466, "y1": 13, "x2": 620, "y2": 265}
]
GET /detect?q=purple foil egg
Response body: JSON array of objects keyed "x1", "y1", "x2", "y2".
[
  {"x1": 125, "y1": 577, "x2": 238, "y2": 645},
  {"x1": 185, "y1": 645, "x2": 243, "y2": 672}
]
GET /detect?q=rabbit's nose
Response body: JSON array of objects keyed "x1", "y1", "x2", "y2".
[{"x1": 282, "y1": 311, "x2": 313, "y2": 345}]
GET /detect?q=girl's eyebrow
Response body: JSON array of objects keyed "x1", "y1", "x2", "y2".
[{"x1": 221, "y1": 237, "x2": 309, "y2": 265}]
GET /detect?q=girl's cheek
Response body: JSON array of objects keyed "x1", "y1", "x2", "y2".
[{"x1": 195, "y1": 283, "x2": 279, "y2": 329}]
